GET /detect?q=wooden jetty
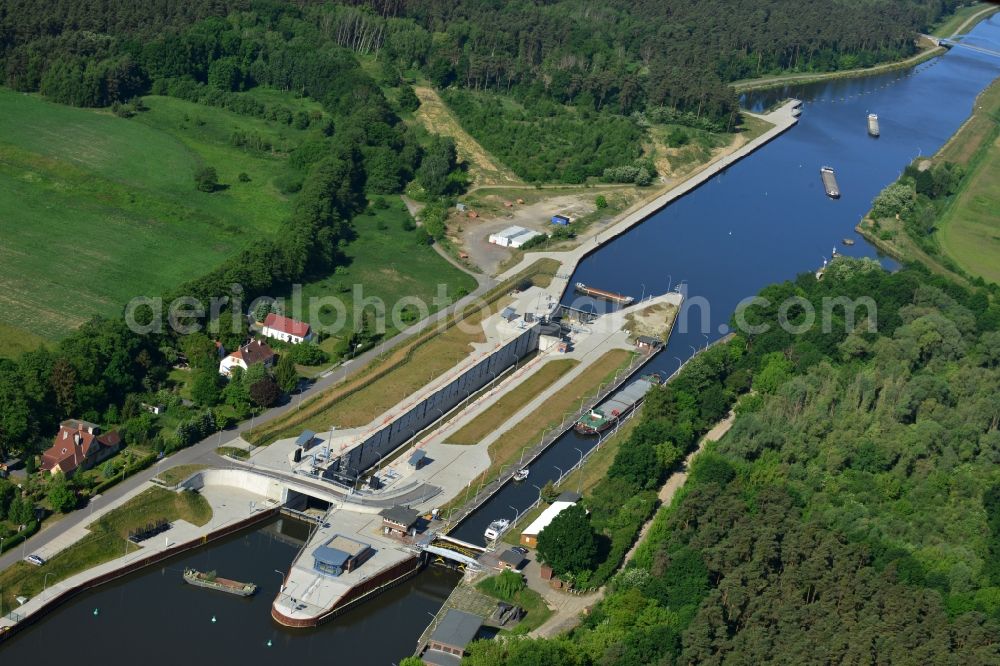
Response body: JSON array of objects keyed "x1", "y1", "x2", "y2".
[{"x1": 820, "y1": 166, "x2": 840, "y2": 199}]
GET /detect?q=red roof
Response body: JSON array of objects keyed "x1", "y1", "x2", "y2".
[
  {"x1": 263, "y1": 313, "x2": 310, "y2": 338},
  {"x1": 40, "y1": 425, "x2": 120, "y2": 475}
]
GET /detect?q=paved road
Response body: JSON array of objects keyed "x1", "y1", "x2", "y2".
[{"x1": 0, "y1": 269, "x2": 496, "y2": 572}]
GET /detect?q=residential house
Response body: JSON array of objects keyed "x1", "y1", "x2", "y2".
[
  {"x1": 40, "y1": 420, "x2": 122, "y2": 477},
  {"x1": 218, "y1": 340, "x2": 275, "y2": 377},
  {"x1": 261, "y1": 313, "x2": 312, "y2": 344},
  {"x1": 519, "y1": 499, "x2": 578, "y2": 548}
]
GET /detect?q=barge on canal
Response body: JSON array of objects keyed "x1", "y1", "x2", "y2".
[
  {"x1": 867, "y1": 113, "x2": 880, "y2": 137},
  {"x1": 574, "y1": 373, "x2": 662, "y2": 435},
  {"x1": 183, "y1": 568, "x2": 257, "y2": 597},
  {"x1": 574, "y1": 283, "x2": 635, "y2": 305},
  {"x1": 820, "y1": 166, "x2": 840, "y2": 199}
]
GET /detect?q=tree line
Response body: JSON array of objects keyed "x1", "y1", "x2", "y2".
[{"x1": 465, "y1": 258, "x2": 1000, "y2": 664}]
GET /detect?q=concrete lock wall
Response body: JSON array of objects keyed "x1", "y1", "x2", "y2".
[
  {"x1": 184, "y1": 469, "x2": 287, "y2": 502},
  {"x1": 335, "y1": 324, "x2": 540, "y2": 478}
]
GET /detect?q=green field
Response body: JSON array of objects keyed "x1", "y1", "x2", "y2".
[
  {"x1": 0, "y1": 89, "x2": 308, "y2": 342},
  {"x1": 939, "y1": 133, "x2": 1000, "y2": 283}
]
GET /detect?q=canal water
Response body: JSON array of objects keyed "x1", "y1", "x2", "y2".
[
  {"x1": 450, "y1": 16, "x2": 1000, "y2": 546},
  {"x1": 0, "y1": 517, "x2": 459, "y2": 663},
  {"x1": 3, "y1": 16, "x2": 999, "y2": 664}
]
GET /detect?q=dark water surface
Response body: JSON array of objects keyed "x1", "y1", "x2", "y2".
[{"x1": 4, "y1": 16, "x2": 1000, "y2": 665}]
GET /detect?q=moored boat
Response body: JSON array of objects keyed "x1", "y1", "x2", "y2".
[
  {"x1": 867, "y1": 113, "x2": 880, "y2": 137},
  {"x1": 574, "y1": 374, "x2": 662, "y2": 435},
  {"x1": 513, "y1": 468, "x2": 529, "y2": 482},
  {"x1": 574, "y1": 283, "x2": 635, "y2": 305},
  {"x1": 484, "y1": 518, "x2": 510, "y2": 541},
  {"x1": 183, "y1": 568, "x2": 257, "y2": 597}
]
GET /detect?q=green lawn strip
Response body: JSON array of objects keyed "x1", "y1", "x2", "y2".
[
  {"x1": 0, "y1": 487, "x2": 210, "y2": 612},
  {"x1": 439, "y1": 348, "x2": 635, "y2": 514},
  {"x1": 155, "y1": 464, "x2": 208, "y2": 487},
  {"x1": 448, "y1": 359, "x2": 579, "y2": 445},
  {"x1": 249, "y1": 258, "x2": 560, "y2": 445},
  {"x1": 476, "y1": 575, "x2": 554, "y2": 635}
]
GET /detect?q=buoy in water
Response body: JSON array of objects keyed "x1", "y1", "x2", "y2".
[
  {"x1": 211, "y1": 615, "x2": 217, "y2": 624},
  {"x1": 267, "y1": 640, "x2": 273, "y2": 648},
  {"x1": 93, "y1": 608, "x2": 99, "y2": 616}
]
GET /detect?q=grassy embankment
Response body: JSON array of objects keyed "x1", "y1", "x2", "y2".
[
  {"x1": 440, "y1": 348, "x2": 635, "y2": 514},
  {"x1": 931, "y1": 2, "x2": 999, "y2": 37},
  {"x1": 0, "y1": 488, "x2": 210, "y2": 612},
  {"x1": 248, "y1": 259, "x2": 561, "y2": 445},
  {"x1": 447, "y1": 359, "x2": 580, "y2": 445},
  {"x1": 155, "y1": 464, "x2": 208, "y2": 487},
  {"x1": 858, "y1": 77, "x2": 1000, "y2": 283}
]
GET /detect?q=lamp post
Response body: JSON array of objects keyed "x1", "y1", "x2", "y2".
[
  {"x1": 509, "y1": 505, "x2": 519, "y2": 522},
  {"x1": 274, "y1": 569, "x2": 286, "y2": 594},
  {"x1": 518, "y1": 446, "x2": 531, "y2": 467},
  {"x1": 43, "y1": 572, "x2": 54, "y2": 598},
  {"x1": 573, "y1": 448, "x2": 585, "y2": 494},
  {"x1": 674, "y1": 356, "x2": 683, "y2": 373},
  {"x1": 640, "y1": 283, "x2": 646, "y2": 302},
  {"x1": 689, "y1": 345, "x2": 697, "y2": 357},
  {"x1": 665, "y1": 274, "x2": 672, "y2": 293},
  {"x1": 703, "y1": 333, "x2": 710, "y2": 349},
  {"x1": 553, "y1": 466, "x2": 564, "y2": 484}
]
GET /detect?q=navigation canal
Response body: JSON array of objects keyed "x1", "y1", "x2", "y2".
[
  {"x1": 3, "y1": 16, "x2": 999, "y2": 664},
  {"x1": 451, "y1": 16, "x2": 1000, "y2": 545},
  {"x1": 0, "y1": 517, "x2": 459, "y2": 663}
]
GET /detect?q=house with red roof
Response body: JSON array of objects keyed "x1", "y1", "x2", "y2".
[
  {"x1": 219, "y1": 339, "x2": 276, "y2": 377},
  {"x1": 261, "y1": 313, "x2": 312, "y2": 344},
  {"x1": 40, "y1": 420, "x2": 122, "y2": 477}
]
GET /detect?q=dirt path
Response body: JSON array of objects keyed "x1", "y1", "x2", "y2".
[
  {"x1": 525, "y1": 411, "x2": 736, "y2": 639},
  {"x1": 412, "y1": 86, "x2": 521, "y2": 187}
]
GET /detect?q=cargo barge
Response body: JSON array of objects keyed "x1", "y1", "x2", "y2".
[
  {"x1": 183, "y1": 568, "x2": 257, "y2": 597},
  {"x1": 820, "y1": 166, "x2": 840, "y2": 199},
  {"x1": 574, "y1": 283, "x2": 635, "y2": 305},
  {"x1": 867, "y1": 113, "x2": 880, "y2": 137},
  {"x1": 574, "y1": 374, "x2": 662, "y2": 435}
]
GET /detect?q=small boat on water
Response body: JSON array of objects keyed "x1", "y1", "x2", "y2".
[
  {"x1": 484, "y1": 519, "x2": 510, "y2": 541},
  {"x1": 867, "y1": 113, "x2": 880, "y2": 137},
  {"x1": 842, "y1": 238, "x2": 856, "y2": 246},
  {"x1": 574, "y1": 373, "x2": 662, "y2": 436},
  {"x1": 820, "y1": 166, "x2": 841, "y2": 199},
  {"x1": 513, "y1": 468, "x2": 529, "y2": 482},
  {"x1": 183, "y1": 568, "x2": 257, "y2": 597}
]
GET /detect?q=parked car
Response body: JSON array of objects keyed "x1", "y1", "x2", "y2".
[
  {"x1": 25, "y1": 554, "x2": 45, "y2": 566},
  {"x1": 512, "y1": 546, "x2": 529, "y2": 555}
]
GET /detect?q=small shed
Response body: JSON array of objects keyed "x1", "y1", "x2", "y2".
[
  {"x1": 424, "y1": 610, "x2": 483, "y2": 665},
  {"x1": 551, "y1": 214, "x2": 571, "y2": 226},
  {"x1": 456, "y1": 202, "x2": 467, "y2": 212},
  {"x1": 380, "y1": 505, "x2": 420, "y2": 537},
  {"x1": 635, "y1": 335, "x2": 662, "y2": 352},
  {"x1": 408, "y1": 449, "x2": 426, "y2": 469},
  {"x1": 313, "y1": 534, "x2": 373, "y2": 577},
  {"x1": 295, "y1": 430, "x2": 317, "y2": 450},
  {"x1": 497, "y1": 549, "x2": 524, "y2": 571}
]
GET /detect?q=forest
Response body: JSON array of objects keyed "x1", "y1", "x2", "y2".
[{"x1": 464, "y1": 258, "x2": 1000, "y2": 664}]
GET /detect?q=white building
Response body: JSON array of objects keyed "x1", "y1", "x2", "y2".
[
  {"x1": 219, "y1": 340, "x2": 275, "y2": 376},
  {"x1": 488, "y1": 225, "x2": 543, "y2": 249},
  {"x1": 520, "y1": 499, "x2": 577, "y2": 548},
  {"x1": 262, "y1": 313, "x2": 313, "y2": 344}
]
